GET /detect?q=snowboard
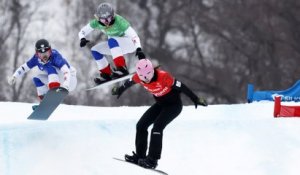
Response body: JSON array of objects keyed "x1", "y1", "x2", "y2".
[
  {"x1": 86, "y1": 73, "x2": 134, "y2": 91},
  {"x1": 86, "y1": 65, "x2": 160, "y2": 91},
  {"x1": 113, "y1": 157, "x2": 168, "y2": 175},
  {"x1": 27, "y1": 87, "x2": 68, "y2": 120}
]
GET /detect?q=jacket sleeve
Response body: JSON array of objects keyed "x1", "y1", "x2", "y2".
[
  {"x1": 60, "y1": 65, "x2": 71, "y2": 89},
  {"x1": 78, "y1": 23, "x2": 94, "y2": 39},
  {"x1": 13, "y1": 63, "x2": 31, "y2": 78},
  {"x1": 172, "y1": 79, "x2": 198, "y2": 102},
  {"x1": 13, "y1": 55, "x2": 37, "y2": 78},
  {"x1": 124, "y1": 26, "x2": 142, "y2": 49}
]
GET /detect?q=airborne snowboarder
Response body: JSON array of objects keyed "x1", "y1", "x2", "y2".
[
  {"x1": 78, "y1": 2, "x2": 146, "y2": 85},
  {"x1": 7, "y1": 39, "x2": 77, "y2": 107}
]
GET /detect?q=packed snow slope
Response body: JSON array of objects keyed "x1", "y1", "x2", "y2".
[{"x1": 1, "y1": 101, "x2": 300, "y2": 175}]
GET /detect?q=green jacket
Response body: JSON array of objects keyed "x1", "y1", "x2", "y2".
[{"x1": 89, "y1": 14, "x2": 130, "y2": 37}]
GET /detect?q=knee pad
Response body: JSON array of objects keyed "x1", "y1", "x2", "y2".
[
  {"x1": 108, "y1": 38, "x2": 119, "y2": 48},
  {"x1": 91, "y1": 50, "x2": 104, "y2": 60},
  {"x1": 33, "y1": 77, "x2": 45, "y2": 87},
  {"x1": 33, "y1": 77, "x2": 48, "y2": 96}
]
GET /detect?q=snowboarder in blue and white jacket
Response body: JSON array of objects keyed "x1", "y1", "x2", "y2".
[{"x1": 7, "y1": 39, "x2": 77, "y2": 101}]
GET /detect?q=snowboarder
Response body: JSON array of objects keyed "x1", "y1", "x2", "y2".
[
  {"x1": 111, "y1": 59, "x2": 208, "y2": 169},
  {"x1": 7, "y1": 39, "x2": 77, "y2": 104},
  {"x1": 78, "y1": 2, "x2": 146, "y2": 85}
]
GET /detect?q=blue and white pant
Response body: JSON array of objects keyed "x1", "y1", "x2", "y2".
[
  {"x1": 32, "y1": 66, "x2": 77, "y2": 97},
  {"x1": 91, "y1": 36, "x2": 136, "y2": 70}
]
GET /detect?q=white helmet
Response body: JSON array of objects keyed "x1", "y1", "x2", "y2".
[{"x1": 94, "y1": 3, "x2": 114, "y2": 25}]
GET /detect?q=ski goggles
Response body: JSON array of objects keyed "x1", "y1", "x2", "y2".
[
  {"x1": 36, "y1": 46, "x2": 51, "y2": 53},
  {"x1": 95, "y1": 15, "x2": 114, "y2": 26}
]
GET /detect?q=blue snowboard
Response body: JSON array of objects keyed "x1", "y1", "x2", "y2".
[{"x1": 27, "y1": 87, "x2": 68, "y2": 120}]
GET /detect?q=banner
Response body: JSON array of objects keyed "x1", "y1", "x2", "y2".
[
  {"x1": 273, "y1": 96, "x2": 300, "y2": 117},
  {"x1": 247, "y1": 80, "x2": 300, "y2": 102}
]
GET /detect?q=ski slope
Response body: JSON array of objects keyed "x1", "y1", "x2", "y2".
[{"x1": 1, "y1": 101, "x2": 300, "y2": 175}]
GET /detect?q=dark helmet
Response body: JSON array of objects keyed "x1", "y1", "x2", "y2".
[
  {"x1": 35, "y1": 39, "x2": 51, "y2": 53},
  {"x1": 95, "y1": 3, "x2": 114, "y2": 20}
]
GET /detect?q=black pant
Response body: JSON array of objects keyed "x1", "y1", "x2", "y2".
[{"x1": 135, "y1": 99, "x2": 182, "y2": 160}]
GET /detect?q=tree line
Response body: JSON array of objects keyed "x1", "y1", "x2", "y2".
[{"x1": 1, "y1": 0, "x2": 300, "y2": 106}]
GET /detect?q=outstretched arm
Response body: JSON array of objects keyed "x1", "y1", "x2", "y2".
[
  {"x1": 124, "y1": 26, "x2": 142, "y2": 49},
  {"x1": 7, "y1": 63, "x2": 31, "y2": 85},
  {"x1": 124, "y1": 27, "x2": 145, "y2": 60},
  {"x1": 78, "y1": 23, "x2": 94, "y2": 47},
  {"x1": 78, "y1": 23, "x2": 94, "y2": 40},
  {"x1": 172, "y1": 79, "x2": 208, "y2": 108},
  {"x1": 111, "y1": 78, "x2": 136, "y2": 99}
]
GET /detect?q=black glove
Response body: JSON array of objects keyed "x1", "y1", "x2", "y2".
[
  {"x1": 111, "y1": 86, "x2": 125, "y2": 99},
  {"x1": 80, "y1": 38, "x2": 90, "y2": 47},
  {"x1": 135, "y1": 48, "x2": 146, "y2": 60},
  {"x1": 193, "y1": 97, "x2": 208, "y2": 108}
]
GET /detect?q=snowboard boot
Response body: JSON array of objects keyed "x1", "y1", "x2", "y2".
[
  {"x1": 125, "y1": 151, "x2": 142, "y2": 165},
  {"x1": 138, "y1": 156, "x2": 158, "y2": 169},
  {"x1": 94, "y1": 73, "x2": 112, "y2": 85},
  {"x1": 112, "y1": 66, "x2": 129, "y2": 79},
  {"x1": 32, "y1": 104, "x2": 39, "y2": 111}
]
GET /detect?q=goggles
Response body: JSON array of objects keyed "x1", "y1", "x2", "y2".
[
  {"x1": 95, "y1": 15, "x2": 114, "y2": 26},
  {"x1": 36, "y1": 46, "x2": 50, "y2": 53},
  {"x1": 37, "y1": 49, "x2": 51, "y2": 63}
]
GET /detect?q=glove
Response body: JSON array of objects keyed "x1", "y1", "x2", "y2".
[
  {"x1": 7, "y1": 76, "x2": 16, "y2": 85},
  {"x1": 111, "y1": 86, "x2": 124, "y2": 99},
  {"x1": 193, "y1": 97, "x2": 208, "y2": 109},
  {"x1": 80, "y1": 38, "x2": 90, "y2": 47},
  {"x1": 135, "y1": 47, "x2": 146, "y2": 60}
]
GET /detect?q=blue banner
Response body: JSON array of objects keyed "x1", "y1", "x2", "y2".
[{"x1": 247, "y1": 81, "x2": 300, "y2": 102}]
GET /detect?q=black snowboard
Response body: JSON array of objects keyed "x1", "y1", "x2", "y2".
[
  {"x1": 27, "y1": 87, "x2": 68, "y2": 120},
  {"x1": 86, "y1": 73, "x2": 134, "y2": 90},
  {"x1": 113, "y1": 157, "x2": 168, "y2": 175},
  {"x1": 86, "y1": 65, "x2": 160, "y2": 91}
]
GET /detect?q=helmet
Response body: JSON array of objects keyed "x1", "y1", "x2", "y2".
[
  {"x1": 35, "y1": 39, "x2": 51, "y2": 63},
  {"x1": 35, "y1": 39, "x2": 51, "y2": 53},
  {"x1": 135, "y1": 59, "x2": 154, "y2": 83},
  {"x1": 94, "y1": 3, "x2": 115, "y2": 25}
]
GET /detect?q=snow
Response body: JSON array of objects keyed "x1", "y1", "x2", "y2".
[{"x1": 1, "y1": 101, "x2": 300, "y2": 175}]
